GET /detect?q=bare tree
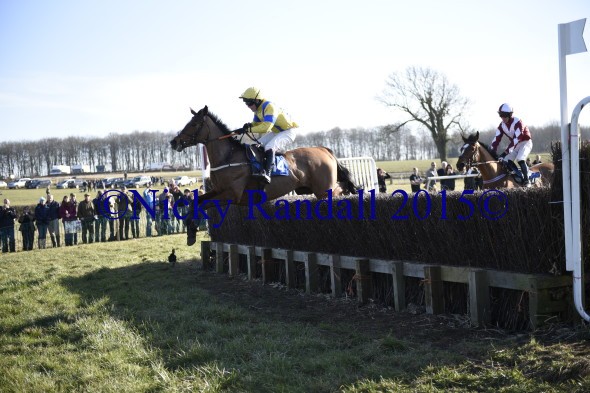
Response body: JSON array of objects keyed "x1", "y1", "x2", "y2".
[{"x1": 378, "y1": 66, "x2": 470, "y2": 161}]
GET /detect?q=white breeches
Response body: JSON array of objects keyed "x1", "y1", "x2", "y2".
[
  {"x1": 258, "y1": 129, "x2": 298, "y2": 152},
  {"x1": 506, "y1": 139, "x2": 533, "y2": 162}
]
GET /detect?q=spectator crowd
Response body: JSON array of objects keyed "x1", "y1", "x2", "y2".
[
  {"x1": 409, "y1": 161, "x2": 483, "y2": 193},
  {"x1": 0, "y1": 179, "x2": 207, "y2": 254}
]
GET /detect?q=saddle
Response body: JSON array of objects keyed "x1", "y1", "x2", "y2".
[
  {"x1": 244, "y1": 144, "x2": 289, "y2": 177},
  {"x1": 505, "y1": 166, "x2": 541, "y2": 185}
]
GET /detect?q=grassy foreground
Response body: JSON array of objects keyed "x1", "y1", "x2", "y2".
[{"x1": 1, "y1": 233, "x2": 589, "y2": 392}]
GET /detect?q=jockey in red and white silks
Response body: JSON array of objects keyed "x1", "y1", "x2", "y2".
[{"x1": 490, "y1": 103, "x2": 533, "y2": 185}]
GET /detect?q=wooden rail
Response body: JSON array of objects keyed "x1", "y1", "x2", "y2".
[{"x1": 201, "y1": 241, "x2": 573, "y2": 329}]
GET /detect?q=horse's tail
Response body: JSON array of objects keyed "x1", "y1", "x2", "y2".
[
  {"x1": 337, "y1": 161, "x2": 358, "y2": 194},
  {"x1": 322, "y1": 147, "x2": 358, "y2": 194}
]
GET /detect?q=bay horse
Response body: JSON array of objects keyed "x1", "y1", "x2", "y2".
[
  {"x1": 170, "y1": 106, "x2": 358, "y2": 245},
  {"x1": 456, "y1": 132, "x2": 554, "y2": 189}
]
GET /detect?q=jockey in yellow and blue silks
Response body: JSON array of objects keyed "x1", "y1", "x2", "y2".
[{"x1": 237, "y1": 87, "x2": 298, "y2": 184}]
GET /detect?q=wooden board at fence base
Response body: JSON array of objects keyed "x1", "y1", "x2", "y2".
[{"x1": 203, "y1": 241, "x2": 578, "y2": 330}]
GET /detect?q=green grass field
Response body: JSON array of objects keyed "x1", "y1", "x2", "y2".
[{"x1": 0, "y1": 233, "x2": 589, "y2": 392}]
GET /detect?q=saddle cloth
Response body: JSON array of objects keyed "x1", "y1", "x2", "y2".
[
  {"x1": 510, "y1": 169, "x2": 541, "y2": 184},
  {"x1": 245, "y1": 145, "x2": 289, "y2": 177}
]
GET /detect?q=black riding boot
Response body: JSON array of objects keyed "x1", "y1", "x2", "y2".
[
  {"x1": 261, "y1": 149, "x2": 274, "y2": 184},
  {"x1": 518, "y1": 160, "x2": 530, "y2": 186},
  {"x1": 504, "y1": 160, "x2": 517, "y2": 174}
]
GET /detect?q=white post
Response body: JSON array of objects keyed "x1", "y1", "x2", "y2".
[
  {"x1": 558, "y1": 21, "x2": 573, "y2": 270},
  {"x1": 570, "y1": 97, "x2": 590, "y2": 322},
  {"x1": 558, "y1": 18, "x2": 588, "y2": 321}
]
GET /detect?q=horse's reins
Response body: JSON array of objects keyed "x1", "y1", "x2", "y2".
[
  {"x1": 182, "y1": 117, "x2": 254, "y2": 172},
  {"x1": 464, "y1": 143, "x2": 507, "y2": 184},
  {"x1": 178, "y1": 115, "x2": 264, "y2": 172}
]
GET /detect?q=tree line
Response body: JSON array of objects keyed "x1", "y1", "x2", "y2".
[
  {"x1": 292, "y1": 122, "x2": 575, "y2": 162},
  {"x1": 0, "y1": 131, "x2": 202, "y2": 178},
  {"x1": 1, "y1": 122, "x2": 579, "y2": 178}
]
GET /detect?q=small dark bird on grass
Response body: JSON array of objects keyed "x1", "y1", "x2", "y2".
[{"x1": 168, "y1": 248, "x2": 177, "y2": 267}]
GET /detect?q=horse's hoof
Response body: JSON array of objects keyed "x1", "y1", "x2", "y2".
[{"x1": 187, "y1": 234, "x2": 196, "y2": 246}]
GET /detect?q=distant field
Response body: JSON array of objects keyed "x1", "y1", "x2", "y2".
[{"x1": 1, "y1": 171, "x2": 206, "y2": 207}]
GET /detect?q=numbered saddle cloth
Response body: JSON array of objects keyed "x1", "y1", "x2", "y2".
[{"x1": 245, "y1": 145, "x2": 289, "y2": 177}]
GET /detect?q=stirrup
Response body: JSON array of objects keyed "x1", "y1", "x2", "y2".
[{"x1": 255, "y1": 170, "x2": 271, "y2": 184}]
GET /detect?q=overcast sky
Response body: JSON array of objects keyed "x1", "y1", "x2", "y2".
[{"x1": 1, "y1": 0, "x2": 589, "y2": 142}]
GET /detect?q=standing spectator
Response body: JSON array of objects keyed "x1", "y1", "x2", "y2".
[
  {"x1": 157, "y1": 188, "x2": 170, "y2": 235},
  {"x1": 18, "y1": 206, "x2": 35, "y2": 251},
  {"x1": 443, "y1": 164, "x2": 457, "y2": 191},
  {"x1": 34, "y1": 197, "x2": 50, "y2": 249},
  {"x1": 166, "y1": 194, "x2": 175, "y2": 234},
  {"x1": 0, "y1": 198, "x2": 17, "y2": 253},
  {"x1": 46, "y1": 194, "x2": 61, "y2": 247},
  {"x1": 130, "y1": 193, "x2": 142, "y2": 239},
  {"x1": 376, "y1": 168, "x2": 391, "y2": 193},
  {"x1": 69, "y1": 193, "x2": 79, "y2": 245},
  {"x1": 532, "y1": 154, "x2": 542, "y2": 165},
  {"x1": 78, "y1": 193, "x2": 95, "y2": 244},
  {"x1": 437, "y1": 161, "x2": 448, "y2": 177},
  {"x1": 143, "y1": 187, "x2": 156, "y2": 237},
  {"x1": 170, "y1": 184, "x2": 183, "y2": 232},
  {"x1": 425, "y1": 162, "x2": 438, "y2": 192},
  {"x1": 437, "y1": 161, "x2": 449, "y2": 190},
  {"x1": 93, "y1": 190, "x2": 108, "y2": 242},
  {"x1": 179, "y1": 189, "x2": 192, "y2": 233},
  {"x1": 60, "y1": 195, "x2": 77, "y2": 246},
  {"x1": 409, "y1": 168, "x2": 422, "y2": 193},
  {"x1": 117, "y1": 191, "x2": 131, "y2": 241},
  {"x1": 105, "y1": 191, "x2": 118, "y2": 241}
]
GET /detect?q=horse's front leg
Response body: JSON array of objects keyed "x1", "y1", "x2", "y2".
[
  {"x1": 186, "y1": 189, "x2": 220, "y2": 246},
  {"x1": 185, "y1": 188, "x2": 244, "y2": 246}
]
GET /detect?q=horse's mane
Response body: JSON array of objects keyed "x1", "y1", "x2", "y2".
[
  {"x1": 207, "y1": 111, "x2": 231, "y2": 134},
  {"x1": 206, "y1": 110, "x2": 244, "y2": 147},
  {"x1": 479, "y1": 142, "x2": 498, "y2": 159},
  {"x1": 464, "y1": 133, "x2": 498, "y2": 160}
]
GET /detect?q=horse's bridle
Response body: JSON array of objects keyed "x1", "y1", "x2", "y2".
[
  {"x1": 176, "y1": 113, "x2": 236, "y2": 150},
  {"x1": 176, "y1": 113, "x2": 243, "y2": 169},
  {"x1": 459, "y1": 142, "x2": 480, "y2": 169},
  {"x1": 460, "y1": 141, "x2": 498, "y2": 168}
]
